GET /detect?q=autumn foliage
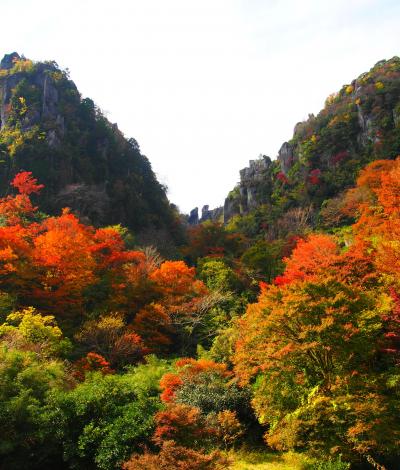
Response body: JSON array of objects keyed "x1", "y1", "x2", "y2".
[
  {"x1": 2, "y1": 55, "x2": 400, "y2": 470},
  {"x1": 123, "y1": 440, "x2": 229, "y2": 470},
  {"x1": 153, "y1": 403, "x2": 214, "y2": 448},
  {"x1": 2, "y1": 157, "x2": 400, "y2": 469},
  {"x1": 11, "y1": 171, "x2": 44, "y2": 195},
  {"x1": 0, "y1": 172, "x2": 210, "y2": 356},
  {"x1": 160, "y1": 358, "x2": 230, "y2": 403},
  {"x1": 73, "y1": 352, "x2": 113, "y2": 381},
  {"x1": 232, "y1": 157, "x2": 400, "y2": 465}
]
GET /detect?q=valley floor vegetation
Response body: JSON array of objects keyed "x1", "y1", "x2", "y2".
[{"x1": 0, "y1": 157, "x2": 400, "y2": 469}]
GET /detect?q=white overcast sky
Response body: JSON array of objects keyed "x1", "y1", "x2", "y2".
[{"x1": 2, "y1": 0, "x2": 400, "y2": 213}]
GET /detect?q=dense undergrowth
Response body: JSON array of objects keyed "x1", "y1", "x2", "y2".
[
  {"x1": 1, "y1": 157, "x2": 400, "y2": 469},
  {"x1": 1, "y1": 55, "x2": 400, "y2": 469}
]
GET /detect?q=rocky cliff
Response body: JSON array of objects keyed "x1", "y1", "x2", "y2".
[
  {"x1": 188, "y1": 205, "x2": 223, "y2": 225},
  {"x1": 223, "y1": 155, "x2": 274, "y2": 223},
  {"x1": 192, "y1": 57, "x2": 400, "y2": 229},
  {"x1": 0, "y1": 53, "x2": 181, "y2": 242}
]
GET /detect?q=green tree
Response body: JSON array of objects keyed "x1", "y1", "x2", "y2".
[
  {"x1": 0, "y1": 348, "x2": 67, "y2": 469},
  {"x1": 233, "y1": 278, "x2": 400, "y2": 464},
  {"x1": 0, "y1": 307, "x2": 71, "y2": 357},
  {"x1": 46, "y1": 364, "x2": 165, "y2": 469},
  {"x1": 241, "y1": 240, "x2": 284, "y2": 283}
]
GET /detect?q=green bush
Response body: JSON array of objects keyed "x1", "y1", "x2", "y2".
[
  {"x1": 46, "y1": 369, "x2": 162, "y2": 469},
  {"x1": 308, "y1": 455, "x2": 350, "y2": 470}
]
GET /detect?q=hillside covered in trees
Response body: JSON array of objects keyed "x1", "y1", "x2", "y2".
[
  {"x1": 197, "y1": 57, "x2": 400, "y2": 236},
  {"x1": 1, "y1": 55, "x2": 400, "y2": 470},
  {"x1": 0, "y1": 53, "x2": 182, "y2": 247}
]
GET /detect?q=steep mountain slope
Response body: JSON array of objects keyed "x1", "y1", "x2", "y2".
[
  {"x1": 196, "y1": 57, "x2": 400, "y2": 233},
  {"x1": 0, "y1": 52, "x2": 181, "y2": 240}
]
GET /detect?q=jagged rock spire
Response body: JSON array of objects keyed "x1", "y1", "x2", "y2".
[{"x1": 0, "y1": 52, "x2": 20, "y2": 69}]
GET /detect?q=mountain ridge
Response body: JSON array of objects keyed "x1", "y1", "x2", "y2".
[
  {"x1": 191, "y1": 56, "x2": 400, "y2": 233},
  {"x1": 0, "y1": 52, "x2": 183, "y2": 249}
]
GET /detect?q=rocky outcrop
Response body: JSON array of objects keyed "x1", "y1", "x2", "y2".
[
  {"x1": 188, "y1": 207, "x2": 199, "y2": 225},
  {"x1": 223, "y1": 195, "x2": 241, "y2": 223},
  {"x1": 201, "y1": 205, "x2": 223, "y2": 222},
  {"x1": 0, "y1": 52, "x2": 19, "y2": 69},
  {"x1": 189, "y1": 155, "x2": 274, "y2": 225},
  {"x1": 277, "y1": 142, "x2": 295, "y2": 175},
  {"x1": 190, "y1": 57, "x2": 400, "y2": 229},
  {"x1": 187, "y1": 205, "x2": 223, "y2": 225},
  {"x1": 0, "y1": 60, "x2": 66, "y2": 143},
  {"x1": 238, "y1": 155, "x2": 272, "y2": 212}
]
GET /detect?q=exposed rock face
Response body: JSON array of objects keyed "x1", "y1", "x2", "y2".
[
  {"x1": 0, "y1": 60, "x2": 66, "y2": 140},
  {"x1": 190, "y1": 57, "x2": 400, "y2": 228},
  {"x1": 0, "y1": 52, "x2": 20, "y2": 69},
  {"x1": 190, "y1": 155, "x2": 274, "y2": 225},
  {"x1": 201, "y1": 205, "x2": 210, "y2": 219},
  {"x1": 0, "y1": 73, "x2": 22, "y2": 129},
  {"x1": 238, "y1": 155, "x2": 272, "y2": 212},
  {"x1": 223, "y1": 195, "x2": 241, "y2": 223},
  {"x1": 356, "y1": 101, "x2": 375, "y2": 146},
  {"x1": 42, "y1": 73, "x2": 61, "y2": 121},
  {"x1": 201, "y1": 205, "x2": 223, "y2": 222},
  {"x1": 278, "y1": 142, "x2": 295, "y2": 175},
  {"x1": 187, "y1": 205, "x2": 223, "y2": 225},
  {"x1": 188, "y1": 207, "x2": 199, "y2": 225}
]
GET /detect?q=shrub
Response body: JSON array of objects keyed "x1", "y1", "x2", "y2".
[
  {"x1": 308, "y1": 455, "x2": 350, "y2": 470},
  {"x1": 123, "y1": 440, "x2": 230, "y2": 470},
  {"x1": 46, "y1": 371, "x2": 160, "y2": 469}
]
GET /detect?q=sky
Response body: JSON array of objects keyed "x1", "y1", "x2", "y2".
[{"x1": 2, "y1": 0, "x2": 400, "y2": 213}]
